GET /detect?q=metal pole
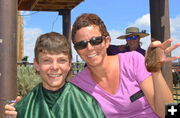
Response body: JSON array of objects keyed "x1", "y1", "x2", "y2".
[
  {"x1": 0, "y1": 0, "x2": 17, "y2": 117},
  {"x1": 149, "y1": 0, "x2": 173, "y2": 90}
]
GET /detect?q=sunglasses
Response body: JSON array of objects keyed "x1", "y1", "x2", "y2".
[
  {"x1": 74, "y1": 36, "x2": 105, "y2": 50},
  {"x1": 126, "y1": 35, "x2": 138, "y2": 40}
]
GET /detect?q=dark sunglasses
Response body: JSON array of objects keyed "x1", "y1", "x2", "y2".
[
  {"x1": 126, "y1": 35, "x2": 138, "y2": 40},
  {"x1": 74, "y1": 36, "x2": 105, "y2": 50}
]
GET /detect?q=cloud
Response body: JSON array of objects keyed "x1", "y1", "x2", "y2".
[
  {"x1": 170, "y1": 15, "x2": 180, "y2": 56},
  {"x1": 109, "y1": 30, "x2": 126, "y2": 45},
  {"x1": 24, "y1": 28, "x2": 43, "y2": 62},
  {"x1": 130, "y1": 14, "x2": 151, "y2": 29}
]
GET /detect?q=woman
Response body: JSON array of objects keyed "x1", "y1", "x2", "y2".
[{"x1": 70, "y1": 13, "x2": 180, "y2": 118}]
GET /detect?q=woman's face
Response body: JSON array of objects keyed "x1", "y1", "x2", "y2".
[
  {"x1": 126, "y1": 35, "x2": 140, "y2": 50},
  {"x1": 73, "y1": 25, "x2": 110, "y2": 67}
]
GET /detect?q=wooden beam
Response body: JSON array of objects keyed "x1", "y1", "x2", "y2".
[
  {"x1": 29, "y1": 0, "x2": 40, "y2": 10},
  {"x1": 36, "y1": 4, "x2": 75, "y2": 9},
  {"x1": 149, "y1": 0, "x2": 172, "y2": 90},
  {"x1": 38, "y1": 1, "x2": 78, "y2": 5},
  {"x1": 18, "y1": 0, "x2": 84, "y2": 11},
  {"x1": 18, "y1": 0, "x2": 24, "y2": 7},
  {"x1": 41, "y1": 0, "x2": 83, "y2": 2},
  {"x1": 59, "y1": 9, "x2": 71, "y2": 43}
]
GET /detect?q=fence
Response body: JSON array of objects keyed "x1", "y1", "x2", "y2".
[{"x1": 173, "y1": 87, "x2": 180, "y2": 103}]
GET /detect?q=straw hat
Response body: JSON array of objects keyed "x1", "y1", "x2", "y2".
[{"x1": 117, "y1": 27, "x2": 149, "y2": 39}]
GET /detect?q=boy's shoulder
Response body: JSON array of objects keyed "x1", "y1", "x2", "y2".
[
  {"x1": 15, "y1": 83, "x2": 42, "y2": 108},
  {"x1": 64, "y1": 82, "x2": 94, "y2": 99}
]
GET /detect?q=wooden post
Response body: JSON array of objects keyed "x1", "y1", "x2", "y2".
[
  {"x1": 149, "y1": 0, "x2": 173, "y2": 90},
  {"x1": 0, "y1": 0, "x2": 17, "y2": 117},
  {"x1": 59, "y1": 9, "x2": 71, "y2": 43},
  {"x1": 17, "y1": 11, "x2": 24, "y2": 63}
]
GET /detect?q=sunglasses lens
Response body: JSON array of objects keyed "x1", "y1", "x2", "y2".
[
  {"x1": 74, "y1": 41, "x2": 87, "y2": 50},
  {"x1": 74, "y1": 36, "x2": 104, "y2": 50},
  {"x1": 126, "y1": 36, "x2": 138, "y2": 40},
  {"x1": 126, "y1": 37, "x2": 131, "y2": 40},
  {"x1": 90, "y1": 36, "x2": 103, "y2": 45},
  {"x1": 132, "y1": 36, "x2": 137, "y2": 40}
]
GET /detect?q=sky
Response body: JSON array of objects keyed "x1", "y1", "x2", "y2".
[{"x1": 21, "y1": 0, "x2": 180, "y2": 62}]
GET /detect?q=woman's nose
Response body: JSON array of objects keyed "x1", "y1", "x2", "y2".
[{"x1": 86, "y1": 42, "x2": 94, "y2": 51}]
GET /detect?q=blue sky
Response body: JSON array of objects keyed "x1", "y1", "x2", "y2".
[{"x1": 21, "y1": 0, "x2": 180, "y2": 62}]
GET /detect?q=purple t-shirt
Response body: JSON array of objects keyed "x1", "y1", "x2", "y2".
[{"x1": 70, "y1": 51, "x2": 159, "y2": 118}]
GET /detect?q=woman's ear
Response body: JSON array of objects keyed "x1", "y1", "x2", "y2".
[
  {"x1": 33, "y1": 58, "x2": 40, "y2": 72},
  {"x1": 105, "y1": 36, "x2": 111, "y2": 48}
]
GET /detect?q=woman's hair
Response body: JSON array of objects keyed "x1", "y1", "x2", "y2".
[
  {"x1": 34, "y1": 32, "x2": 72, "y2": 63},
  {"x1": 71, "y1": 13, "x2": 110, "y2": 43}
]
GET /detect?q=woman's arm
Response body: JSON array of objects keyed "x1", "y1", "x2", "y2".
[
  {"x1": 141, "y1": 39, "x2": 180, "y2": 118},
  {"x1": 140, "y1": 72, "x2": 173, "y2": 118}
]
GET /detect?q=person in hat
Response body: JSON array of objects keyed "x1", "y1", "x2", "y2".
[{"x1": 107, "y1": 27, "x2": 149, "y2": 56}]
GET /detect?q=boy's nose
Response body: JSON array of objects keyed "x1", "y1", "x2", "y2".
[{"x1": 51, "y1": 61, "x2": 59, "y2": 70}]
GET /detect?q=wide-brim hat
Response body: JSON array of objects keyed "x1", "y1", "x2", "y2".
[{"x1": 117, "y1": 27, "x2": 149, "y2": 39}]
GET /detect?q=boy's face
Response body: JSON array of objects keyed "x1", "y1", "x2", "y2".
[{"x1": 34, "y1": 52, "x2": 71, "y2": 91}]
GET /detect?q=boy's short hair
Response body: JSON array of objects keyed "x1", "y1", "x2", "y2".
[
  {"x1": 71, "y1": 13, "x2": 110, "y2": 43},
  {"x1": 34, "y1": 32, "x2": 72, "y2": 63}
]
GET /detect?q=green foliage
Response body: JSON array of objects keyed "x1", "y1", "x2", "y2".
[{"x1": 17, "y1": 65, "x2": 41, "y2": 97}]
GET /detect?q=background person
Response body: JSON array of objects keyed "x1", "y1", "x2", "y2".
[
  {"x1": 172, "y1": 68, "x2": 180, "y2": 87},
  {"x1": 107, "y1": 27, "x2": 149, "y2": 56}
]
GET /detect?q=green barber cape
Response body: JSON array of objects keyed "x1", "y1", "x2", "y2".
[{"x1": 15, "y1": 82, "x2": 105, "y2": 118}]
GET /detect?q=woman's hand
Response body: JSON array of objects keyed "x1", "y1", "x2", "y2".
[
  {"x1": 145, "y1": 39, "x2": 180, "y2": 72},
  {"x1": 150, "y1": 39, "x2": 180, "y2": 62}
]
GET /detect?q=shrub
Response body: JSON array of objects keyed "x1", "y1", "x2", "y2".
[{"x1": 17, "y1": 65, "x2": 41, "y2": 97}]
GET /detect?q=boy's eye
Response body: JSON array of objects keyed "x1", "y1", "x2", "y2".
[
  {"x1": 58, "y1": 59, "x2": 68, "y2": 63},
  {"x1": 42, "y1": 59, "x2": 51, "y2": 63}
]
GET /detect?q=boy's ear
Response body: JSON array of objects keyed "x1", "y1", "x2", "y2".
[
  {"x1": 33, "y1": 58, "x2": 40, "y2": 72},
  {"x1": 69, "y1": 59, "x2": 72, "y2": 70}
]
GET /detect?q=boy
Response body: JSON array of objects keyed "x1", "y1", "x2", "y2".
[{"x1": 5, "y1": 32, "x2": 104, "y2": 118}]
